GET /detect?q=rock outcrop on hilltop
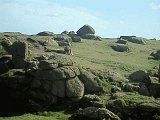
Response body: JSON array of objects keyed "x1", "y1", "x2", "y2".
[
  {"x1": 77, "y1": 24, "x2": 95, "y2": 36},
  {"x1": 0, "y1": 40, "x2": 104, "y2": 112},
  {"x1": 120, "y1": 36, "x2": 147, "y2": 45}
]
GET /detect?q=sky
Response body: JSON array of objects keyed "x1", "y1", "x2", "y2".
[{"x1": 0, "y1": 0, "x2": 160, "y2": 39}]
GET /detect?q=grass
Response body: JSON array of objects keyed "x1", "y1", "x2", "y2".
[
  {"x1": 0, "y1": 111, "x2": 71, "y2": 120},
  {"x1": 70, "y1": 39, "x2": 160, "y2": 75}
]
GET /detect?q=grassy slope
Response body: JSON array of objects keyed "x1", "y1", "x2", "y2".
[
  {"x1": 0, "y1": 111, "x2": 71, "y2": 120},
  {"x1": 70, "y1": 39, "x2": 160, "y2": 74}
]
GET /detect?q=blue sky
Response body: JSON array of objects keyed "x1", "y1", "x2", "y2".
[{"x1": 0, "y1": 0, "x2": 160, "y2": 39}]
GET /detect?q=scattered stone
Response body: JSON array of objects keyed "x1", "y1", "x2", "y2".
[
  {"x1": 81, "y1": 34, "x2": 101, "y2": 40},
  {"x1": 72, "y1": 36, "x2": 81, "y2": 42},
  {"x1": 111, "y1": 44, "x2": 129, "y2": 52},
  {"x1": 73, "y1": 107, "x2": 121, "y2": 120},
  {"x1": 150, "y1": 50, "x2": 160, "y2": 60},
  {"x1": 128, "y1": 70, "x2": 151, "y2": 86},
  {"x1": 116, "y1": 39, "x2": 127, "y2": 44}
]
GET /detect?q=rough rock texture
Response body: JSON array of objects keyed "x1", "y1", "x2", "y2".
[
  {"x1": 128, "y1": 70, "x2": 151, "y2": 86},
  {"x1": 78, "y1": 69, "x2": 104, "y2": 94},
  {"x1": 79, "y1": 94, "x2": 105, "y2": 108},
  {"x1": 81, "y1": 34, "x2": 101, "y2": 40},
  {"x1": 107, "y1": 92, "x2": 160, "y2": 120},
  {"x1": 116, "y1": 39, "x2": 127, "y2": 44},
  {"x1": 111, "y1": 44, "x2": 129, "y2": 52},
  {"x1": 148, "y1": 83, "x2": 160, "y2": 98},
  {"x1": 11, "y1": 41, "x2": 28, "y2": 68},
  {"x1": 72, "y1": 36, "x2": 81, "y2": 42},
  {"x1": 150, "y1": 50, "x2": 160, "y2": 60},
  {"x1": 73, "y1": 107, "x2": 121, "y2": 120},
  {"x1": 26, "y1": 54, "x2": 85, "y2": 109},
  {"x1": 77, "y1": 25, "x2": 95, "y2": 36},
  {"x1": 1, "y1": 38, "x2": 12, "y2": 53}
]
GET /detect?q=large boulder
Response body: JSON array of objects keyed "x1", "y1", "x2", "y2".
[
  {"x1": 150, "y1": 50, "x2": 160, "y2": 60},
  {"x1": 127, "y1": 37, "x2": 147, "y2": 44},
  {"x1": 73, "y1": 107, "x2": 121, "y2": 120},
  {"x1": 78, "y1": 69, "x2": 104, "y2": 94},
  {"x1": 128, "y1": 70, "x2": 151, "y2": 86},
  {"x1": 111, "y1": 44, "x2": 129, "y2": 52},
  {"x1": 120, "y1": 36, "x2": 147, "y2": 44},
  {"x1": 77, "y1": 25, "x2": 95, "y2": 36},
  {"x1": 148, "y1": 83, "x2": 160, "y2": 98}
]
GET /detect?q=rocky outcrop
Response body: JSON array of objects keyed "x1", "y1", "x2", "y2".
[
  {"x1": 107, "y1": 92, "x2": 160, "y2": 120},
  {"x1": 120, "y1": 36, "x2": 147, "y2": 45},
  {"x1": 77, "y1": 25, "x2": 95, "y2": 36}
]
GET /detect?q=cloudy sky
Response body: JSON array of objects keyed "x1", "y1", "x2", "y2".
[{"x1": 0, "y1": 0, "x2": 160, "y2": 38}]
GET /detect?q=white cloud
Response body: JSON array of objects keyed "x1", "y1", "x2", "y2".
[
  {"x1": 0, "y1": 0, "x2": 109, "y2": 36},
  {"x1": 151, "y1": 2, "x2": 160, "y2": 10}
]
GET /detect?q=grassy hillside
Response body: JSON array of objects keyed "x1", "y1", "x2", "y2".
[{"x1": 70, "y1": 39, "x2": 160, "y2": 75}]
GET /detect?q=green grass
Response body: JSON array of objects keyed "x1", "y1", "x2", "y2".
[
  {"x1": 0, "y1": 111, "x2": 71, "y2": 120},
  {"x1": 70, "y1": 39, "x2": 160, "y2": 75}
]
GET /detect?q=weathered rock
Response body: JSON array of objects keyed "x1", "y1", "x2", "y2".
[
  {"x1": 116, "y1": 39, "x2": 127, "y2": 44},
  {"x1": 73, "y1": 107, "x2": 121, "y2": 120},
  {"x1": 128, "y1": 37, "x2": 146, "y2": 44},
  {"x1": 139, "y1": 84, "x2": 150, "y2": 96},
  {"x1": 81, "y1": 34, "x2": 96, "y2": 39},
  {"x1": 150, "y1": 50, "x2": 160, "y2": 60},
  {"x1": 78, "y1": 69, "x2": 104, "y2": 94},
  {"x1": 77, "y1": 25, "x2": 95, "y2": 36},
  {"x1": 111, "y1": 44, "x2": 129, "y2": 52},
  {"x1": 37, "y1": 31, "x2": 54, "y2": 36},
  {"x1": 79, "y1": 94, "x2": 105, "y2": 108},
  {"x1": 128, "y1": 70, "x2": 151, "y2": 86},
  {"x1": 120, "y1": 36, "x2": 146, "y2": 45},
  {"x1": 66, "y1": 77, "x2": 84, "y2": 97},
  {"x1": 148, "y1": 83, "x2": 160, "y2": 98},
  {"x1": 48, "y1": 55, "x2": 73, "y2": 67},
  {"x1": 72, "y1": 36, "x2": 81, "y2": 42},
  {"x1": 38, "y1": 60, "x2": 58, "y2": 70},
  {"x1": 34, "y1": 66, "x2": 80, "y2": 80},
  {"x1": 107, "y1": 93, "x2": 160, "y2": 120},
  {"x1": 11, "y1": 41, "x2": 28, "y2": 68},
  {"x1": 1, "y1": 38, "x2": 12, "y2": 53},
  {"x1": 0, "y1": 62, "x2": 9, "y2": 75}
]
